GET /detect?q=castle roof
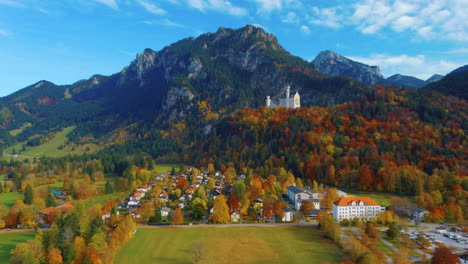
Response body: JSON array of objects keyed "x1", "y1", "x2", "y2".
[{"x1": 333, "y1": 197, "x2": 380, "y2": 206}]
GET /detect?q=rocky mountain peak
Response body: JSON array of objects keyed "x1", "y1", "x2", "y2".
[{"x1": 312, "y1": 50, "x2": 383, "y2": 86}]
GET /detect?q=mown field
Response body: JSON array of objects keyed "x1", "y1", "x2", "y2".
[
  {"x1": 116, "y1": 226, "x2": 345, "y2": 264},
  {"x1": 155, "y1": 163, "x2": 182, "y2": 174},
  {"x1": 0, "y1": 232, "x2": 36, "y2": 262},
  {"x1": 83, "y1": 192, "x2": 128, "y2": 208},
  {"x1": 0, "y1": 192, "x2": 23, "y2": 209}
]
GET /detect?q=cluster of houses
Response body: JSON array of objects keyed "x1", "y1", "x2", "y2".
[
  {"x1": 110, "y1": 166, "x2": 424, "y2": 224},
  {"x1": 117, "y1": 184, "x2": 153, "y2": 218}
]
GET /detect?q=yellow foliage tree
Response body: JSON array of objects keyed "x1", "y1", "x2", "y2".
[
  {"x1": 48, "y1": 248, "x2": 63, "y2": 264},
  {"x1": 210, "y1": 195, "x2": 230, "y2": 224}
]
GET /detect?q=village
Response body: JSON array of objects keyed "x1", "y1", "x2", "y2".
[
  {"x1": 25, "y1": 165, "x2": 467, "y2": 264},
  {"x1": 114, "y1": 166, "x2": 403, "y2": 224}
]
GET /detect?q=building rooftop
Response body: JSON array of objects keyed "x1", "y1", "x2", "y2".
[
  {"x1": 287, "y1": 185, "x2": 303, "y2": 194},
  {"x1": 333, "y1": 197, "x2": 380, "y2": 206}
]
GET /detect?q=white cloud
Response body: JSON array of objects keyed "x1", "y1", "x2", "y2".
[
  {"x1": 137, "y1": 0, "x2": 166, "y2": 15},
  {"x1": 94, "y1": 0, "x2": 118, "y2": 10},
  {"x1": 391, "y1": 15, "x2": 419, "y2": 32},
  {"x1": 348, "y1": 0, "x2": 468, "y2": 41},
  {"x1": 187, "y1": 0, "x2": 247, "y2": 16},
  {"x1": 300, "y1": 25, "x2": 310, "y2": 34},
  {"x1": 348, "y1": 53, "x2": 459, "y2": 79},
  {"x1": 0, "y1": 29, "x2": 9, "y2": 37},
  {"x1": 310, "y1": 7, "x2": 342, "y2": 29},
  {"x1": 36, "y1": 7, "x2": 51, "y2": 14},
  {"x1": 144, "y1": 19, "x2": 183, "y2": 27},
  {"x1": 446, "y1": 48, "x2": 468, "y2": 54},
  {"x1": 0, "y1": 0, "x2": 25, "y2": 8},
  {"x1": 187, "y1": 0, "x2": 204, "y2": 10},
  {"x1": 282, "y1": 11, "x2": 298, "y2": 24},
  {"x1": 253, "y1": 0, "x2": 282, "y2": 12}
]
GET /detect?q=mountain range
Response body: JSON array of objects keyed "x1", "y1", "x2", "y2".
[
  {"x1": 0, "y1": 25, "x2": 466, "y2": 155},
  {"x1": 311, "y1": 50, "x2": 445, "y2": 89}
]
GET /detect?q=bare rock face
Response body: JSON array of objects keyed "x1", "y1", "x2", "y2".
[{"x1": 312, "y1": 50, "x2": 384, "y2": 86}]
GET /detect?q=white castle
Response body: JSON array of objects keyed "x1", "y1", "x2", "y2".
[{"x1": 266, "y1": 85, "x2": 300, "y2": 109}]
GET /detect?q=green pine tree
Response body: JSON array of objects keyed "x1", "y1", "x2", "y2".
[
  {"x1": 105, "y1": 181, "x2": 113, "y2": 194},
  {"x1": 155, "y1": 207, "x2": 163, "y2": 224},
  {"x1": 23, "y1": 184, "x2": 34, "y2": 205},
  {"x1": 46, "y1": 192, "x2": 57, "y2": 207}
]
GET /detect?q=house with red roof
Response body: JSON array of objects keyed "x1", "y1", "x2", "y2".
[{"x1": 332, "y1": 197, "x2": 385, "y2": 221}]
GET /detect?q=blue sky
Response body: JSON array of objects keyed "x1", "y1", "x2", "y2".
[{"x1": 0, "y1": 0, "x2": 467, "y2": 96}]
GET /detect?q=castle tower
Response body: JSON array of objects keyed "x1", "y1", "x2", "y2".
[
  {"x1": 286, "y1": 85, "x2": 290, "y2": 98},
  {"x1": 293, "y1": 92, "x2": 301, "y2": 109},
  {"x1": 266, "y1": 96, "x2": 271, "y2": 107}
]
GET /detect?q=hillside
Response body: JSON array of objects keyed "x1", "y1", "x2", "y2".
[
  {"x1": 0, "y1": 25, "x2": 368, "y2": 154},
  {"x1": 422, "y1": 69, "x2": 468, "y2": 100}
]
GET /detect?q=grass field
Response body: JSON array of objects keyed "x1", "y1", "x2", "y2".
[
  {"x1": 155, "y1": 164, "x2": 182, "y2": 174},
  {"x1": 116, "y1": 227, "x2": 345, "y2": 264},
  {"x1": 0, "y1": 192, "x2": 23, "y2": 209},
  {"x1": 82, "y1": 192, "x2": 127, "y2": 208},
  {"x1": 3, "y1": 126, "x2": 75, "y2": 159},
  {"x1": 0, "y1": 232, "x2": 36, "y2": 262},
  {"x1": 9, "y1": 123, "x2": 32, "y2": 137}
]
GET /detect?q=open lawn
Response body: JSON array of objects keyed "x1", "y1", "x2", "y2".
[
  {"x1": 82, "y1": 192, "x2": 127, "y2": 208},
  {"x1": 8, "y1": 123, "x2": 32, "y2": 137},
  {"x1": 4, "y1": 126, "x2": 76, "y2": 159},
  {"x1": 0, "y1": 192, "x2": 23, "y2": 209},
  {"x1": 0, "y1": 232, "x2": 36, "y2": 262},
  {"x1": 116, "y1": 226, "x2": 345, "y2": 264},
  {"x1": 156, "y1": 163, "x2": 182, "y2": 174}
]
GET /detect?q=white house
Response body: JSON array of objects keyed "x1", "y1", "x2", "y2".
[
  {"x1": 282, "y1": 208, "x2": 294, "y2": 222},
  {"x1": 287, "y1": 186, "x2": 322, "y2": 210},
  {"x1": 231, "y1": 211, "x2": 241, "y2": 222},
  {"x1": 161, "y1": 207, "x2": 171, "y2": 217},
  {"x1": 128, "y1": 200, "x2": 140, "y2": 207},
  {"x1": 333, "y1": 197, "x2": 385, "y2": 221},
  {"x1": 295, "y1": 199, "x2": 320, "y2": 211}
]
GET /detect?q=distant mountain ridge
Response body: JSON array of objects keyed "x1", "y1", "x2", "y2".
[
  {"x1": 449, "y1": 65, "x2": 468, "y2": 75},
  {"x1": 312, "y1": 50, "x2": 384, "y2": 86},
  {"x1": 425, "y1": 74, "x2": 444, "y2": 84},
  {"x1": 311, "y1": 50, "x2": 448, "y2": 89},
  {"x1": 423, "y1": 67, "x2": 468, "y2": 99},
  {"x1": 386, "y1": 74, "x2": 426, "y2": 89}
]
